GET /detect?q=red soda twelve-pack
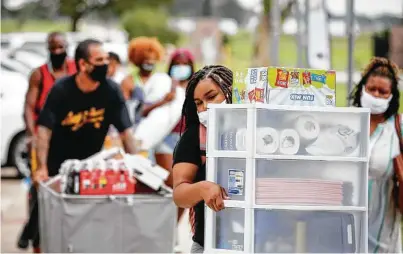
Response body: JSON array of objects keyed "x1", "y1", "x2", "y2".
[{"x1": 60, "y1": 158, "x2": 136, "y2": 195}]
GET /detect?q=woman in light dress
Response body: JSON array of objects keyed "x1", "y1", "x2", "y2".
[{"x1": 350, "y1": 57, "x2": 401, "y2": 253}]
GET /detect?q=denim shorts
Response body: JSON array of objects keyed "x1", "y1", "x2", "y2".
[{"x1": 154, "y1": 132, "x2": 181, "y2": 155}]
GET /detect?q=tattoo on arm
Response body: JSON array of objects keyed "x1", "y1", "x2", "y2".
[
  {"x1": 36, "y1": 126, "x2": 52, "y2": 170},
  {"x1": 120, "y1": 129, "x2": 137, "y2": 154},
  {"x1": 24, "y1": 69, "x2": 41, "y2": 136}
]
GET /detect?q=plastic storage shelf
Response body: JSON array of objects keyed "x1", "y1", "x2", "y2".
[{"x1": 205, "y1": 104, "x2": 370, "y2": 253}]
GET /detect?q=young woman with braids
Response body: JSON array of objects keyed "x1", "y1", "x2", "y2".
[
  {"x1": 172, "y1": 65, "x2": 233, "y2": 253},
  {"x1": 349, "y1": 57, "x2": 401, "y2": 253}
]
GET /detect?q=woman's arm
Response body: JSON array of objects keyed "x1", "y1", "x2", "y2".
[
  {"x1": 141, "y1": 100, "x2": 167, "y2": 117},
  {"x1": 141, "y1": 88, "x2": 175, "y2": 117},
  {"x1": 120, "y1": 76, "x2": 134, "y2": 101},
  {"x1": 173, "y1": 162, "x2": 227, "y2": 211},
  {"x1": 173, "y1": 162, "x2": 204, "y2": 208}
]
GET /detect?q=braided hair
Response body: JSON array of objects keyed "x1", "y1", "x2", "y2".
[
  {"x1": 179, "y1": 65, "x2": 233, "y2": 133},
  {"x1": 349, "y1": 57, "x2": 400, "y2": 119},
  {"x1": 182, "y1": 65, "x2": 233, "y2": 234}
]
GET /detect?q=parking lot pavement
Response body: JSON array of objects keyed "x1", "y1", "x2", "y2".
[
  {"x1": 1, "y1": 173, "x2": 29, "y2": 253},
  {"x1": 1, "y1": 167, "x2": 192, "y2": 253}
]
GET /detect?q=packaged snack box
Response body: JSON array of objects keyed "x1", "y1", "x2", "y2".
[
  {"x1": 232, "y1": 67, "x2": 336, "y2": 107},
  {"x1": 233, "y1": 67, "x2": 268, "y2": 104}
]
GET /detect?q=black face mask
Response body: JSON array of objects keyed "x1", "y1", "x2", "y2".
[
  {"x1": 50, "y1": 52, "x2": 67, "y2": 69},
  {"x1": 87, "y1": 63, "x2": 108, "y2": 82},
  {"x1": 141, "y1": 63, "x2": 155, "y2": 72}
]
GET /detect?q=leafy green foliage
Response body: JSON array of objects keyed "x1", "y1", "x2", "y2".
[
  {"x1": 121, "y1": 6, "x2": 179, "y2": 44},
  {"x1": 58, "y1": 0, "x2": 173, "y2": 31}
]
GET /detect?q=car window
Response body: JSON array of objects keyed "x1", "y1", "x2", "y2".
[{"x1": 1, "y1": 64, "x2": 14, "y2": 72}]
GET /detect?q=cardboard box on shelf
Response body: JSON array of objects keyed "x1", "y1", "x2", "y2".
[{"x1": 232, "y1": 67, "x2": 336, "y2": 107}]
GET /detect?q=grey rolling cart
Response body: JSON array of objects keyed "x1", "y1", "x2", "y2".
[
  {"x1": 38, "y1": 176, "x2": 177, "y2": 253},
  {"x1": 204, "y1": 103, "x2": 370, "y2": 253}
]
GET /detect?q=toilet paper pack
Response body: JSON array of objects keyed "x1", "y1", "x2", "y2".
[{"x1": 232, "y1": 66, "x2": 336, "y2": 107}]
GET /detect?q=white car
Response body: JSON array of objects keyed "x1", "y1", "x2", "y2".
[
  {"x1": 1, "y1": 70, "x2": 30, "y2": 177},
  {"x1": 1, "y1": 55, "x2": 32, "y2": 77},
  {"x1": 7, "y1": 50, "x2": 46, "y2": 70}
]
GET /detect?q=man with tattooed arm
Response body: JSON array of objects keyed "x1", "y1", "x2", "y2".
[{"x1": 34, "y1": 39, "x2": 137, "y2": 183}]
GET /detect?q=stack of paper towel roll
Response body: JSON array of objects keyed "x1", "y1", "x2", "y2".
[{"x1": 256, "y1": 114, "x2": 320, "y2": 155}]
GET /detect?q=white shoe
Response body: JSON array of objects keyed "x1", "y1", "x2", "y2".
[{"x1": 174, "y1": 245, "x2": 182, "y2": 253}]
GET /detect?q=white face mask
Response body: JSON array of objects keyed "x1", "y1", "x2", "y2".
[
  {"x1": 198, "y1": 100, "x2": 227, "y2": 127},
  {"x1": 360, "y1": 88, "x2": 392, "y2": 115}
]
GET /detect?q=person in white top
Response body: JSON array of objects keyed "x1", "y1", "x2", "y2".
[
  {"x1": 107, "y1": 51, "x2": 125, "y2": 84},
  {"x1": 349, "y1": 57, "x2": 402, "y2": 253},
  {"x1": 120, "y1": 36, "x2": 177, "y2": 168}
]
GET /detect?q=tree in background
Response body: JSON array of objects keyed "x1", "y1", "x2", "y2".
[
  {"x1": 58, "y1": 0, "x2": 172, "y2": 31},
  {"x1": 1, "y1": 0, "x2": 54, "y2": 29},
  {"x1": 252, "y1": 0, "x2": 295, "y2": 66},
  {"x1": 170, "y1": 0, "x2": 253, "y2": 26},
  {"x1": 121, "y1": 6, "x2": 179, "y2": 44}
]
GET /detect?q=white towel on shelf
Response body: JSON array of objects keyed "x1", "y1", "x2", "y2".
[{"x1": 305, "y1": 125, "x2": 359, "y2": 156}]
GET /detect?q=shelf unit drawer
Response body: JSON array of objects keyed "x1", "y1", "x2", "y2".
[
  {"x1": 254, "y1": 105, "x2": 370, "y2": 159},
  {"x1": 254, "y1": 159, "x2": 367, "y2": 207},
  {"x1": 253, "y1": 209, "x2": 365, "y2": 253}
]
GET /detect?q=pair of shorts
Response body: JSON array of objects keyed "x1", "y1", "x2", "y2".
[{"x1": 153, "y1": 132, "x2": 181, "y2": 155}]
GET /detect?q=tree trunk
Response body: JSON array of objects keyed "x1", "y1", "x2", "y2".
[
  {"x1": 71, "y1": 15, "x2": 81, "y2": 32},
  {"x1": 252, "y1": 0, "x2": 296, "y2": 67},
  {"x1": 252, "y1": 13, "x2": 271, "y2": 67}
]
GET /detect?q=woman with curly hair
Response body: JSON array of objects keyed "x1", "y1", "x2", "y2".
[
  {"x1": 349, "y1": 57, "x2": 401, "y2": 253},
  {"x1": 121, "y1": 36, "x2": 175, "y2": 123},
  {"x1": 120, "y1": 36, "x2": 181, "y2": 163},
  {"x1": 172, "y1": 65, "x2": 233, "y2": 253}
]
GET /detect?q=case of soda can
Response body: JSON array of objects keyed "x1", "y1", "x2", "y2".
[{"x1": 60, "y1": 158, "x2": 136, "y2": 195}]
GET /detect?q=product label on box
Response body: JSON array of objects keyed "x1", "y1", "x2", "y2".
[
  {"x1": 255, "y1": 88, "x2": 264, "y2": 102},
  {"x1": 289, "y1": 93, "x2": 315, "y2": 102},
  {"x1": 311, "y1": 73, "x2": 327, "y2": 84},
  {"x1": 249, "y1": 68, "x2": 258, "y2": 84},
  {"x1": 302, "y1": 71, "x2": 312, "y2": 85},
  {"x1": 228, "y1": 169, "x2": 244, "y2": 196},
  {"x1": 232, "y1": 69, "x2": 251, "y2": 104},
  {"x1": 290, "y1": 70, "x2": 300, "y2": 86},
  {"x1": 275, "y1": 69, "x2": 289, "y2": 88},
  {"x1": 233, "y1": 87, "x2": 242, "y2": 103}
]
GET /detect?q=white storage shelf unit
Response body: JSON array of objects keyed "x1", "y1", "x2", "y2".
[{"x1": 205, "y1": 104, "x2": 370, "y2": 253}]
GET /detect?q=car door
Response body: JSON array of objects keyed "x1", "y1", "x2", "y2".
[{"x1": 0, "y1": 70, "x2": 28, "y2": 164}]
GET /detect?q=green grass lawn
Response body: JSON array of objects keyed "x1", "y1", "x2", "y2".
[
  {"x1": 226, "y1": 30, "x2": 372, "y2": 72},
  {"x1": 1, "y1": 20, "x2": 70, "y2": 33}
]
